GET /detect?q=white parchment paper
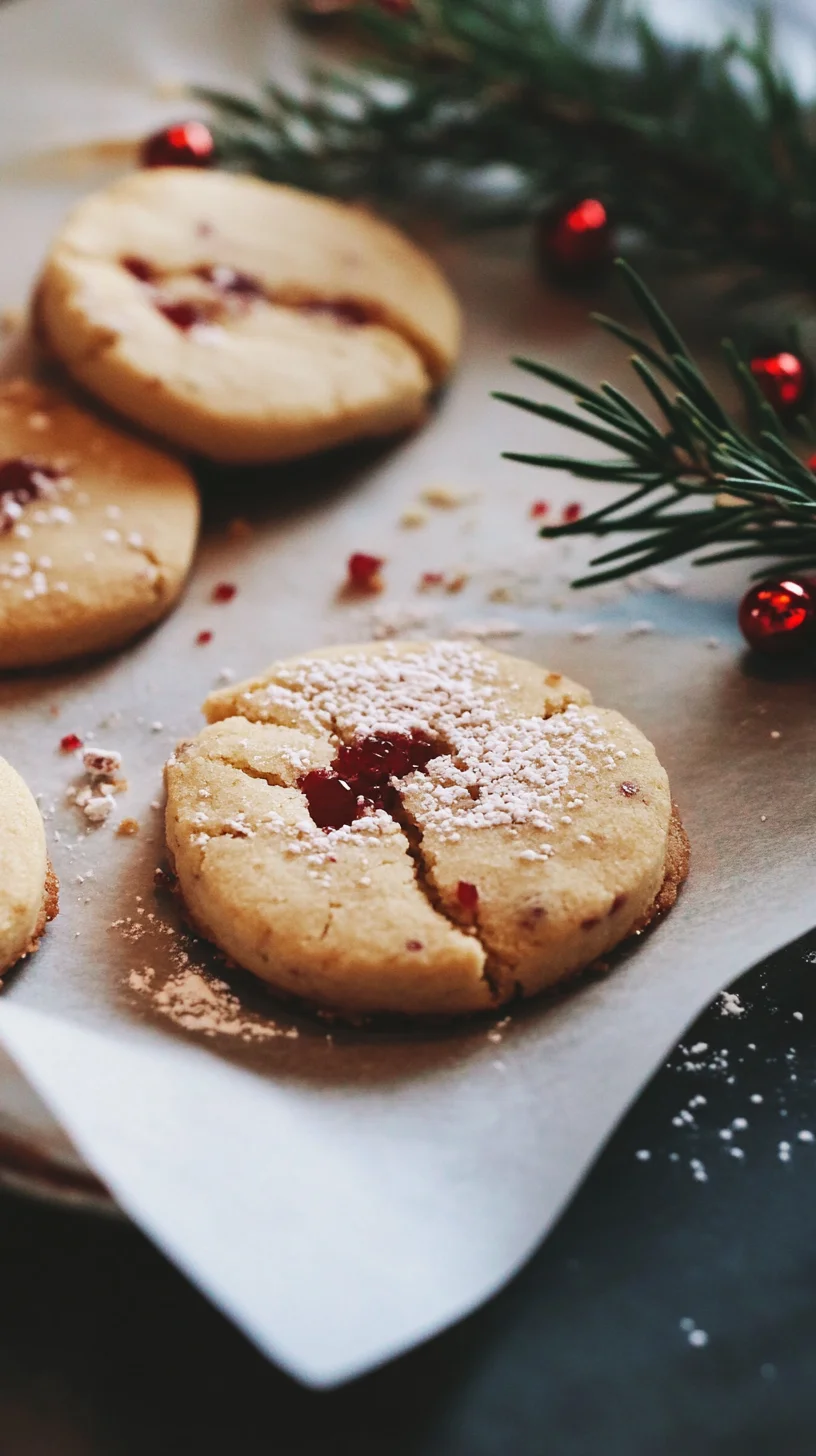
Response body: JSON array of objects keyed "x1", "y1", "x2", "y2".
[{"x1": 0, "y1": 0, "x2": 814, "y2": 1387}]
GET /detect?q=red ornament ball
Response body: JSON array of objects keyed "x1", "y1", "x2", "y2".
[
  {"x1": 738, "y1": 576, "x2": 816, "y2": 654},
  {"x1": 140, "y1": 121, "x2": 216, "y2": 170},
  {"x1": 749, "y1": 351, "x2": 810, "y2": 414},
  {"x1": 537, "y1": 198, "x2": 613, "y2": 282}
]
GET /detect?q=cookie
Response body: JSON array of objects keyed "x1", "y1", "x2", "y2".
[
  {"x1": 0, "y1": 379, "x2": 199, "y2": 668},
  {"x1": 36, "y1": 170, "x2": 461, "y2": 464},
  {"x1": 165, "y1": 641, "x2": 687, "y2": 1018},
  {"x1": 0, "y1": 756, "x2": 58, "y2": 974}
]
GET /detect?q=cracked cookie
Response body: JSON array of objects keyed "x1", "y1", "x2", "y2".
[
  {"x1": 165, "y1": 641, "x2": 688, "y2": 1018},
  {"x1": 36, "y1": 169, "x2": 461, "y2": 464},
  {"x1": 0, "y1": 756, "x2": 58, "y2": 974},
  {"x1": 0, "y1": 379, "x2": 199, "y2": 667}
]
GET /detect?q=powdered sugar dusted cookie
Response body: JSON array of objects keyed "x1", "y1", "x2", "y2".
[
  {"x1": 36, "y1": 170, "x2": 461, "y2": 464},
  {"x1": 0, "y1": 379, "x2": 199, "y2": 668},
  {"x1": 0, "y1": 756, "x2": 58, "y2": 974},
  {"x1": 165, "y1": 642, "x2": 687, "y2": 1018}
]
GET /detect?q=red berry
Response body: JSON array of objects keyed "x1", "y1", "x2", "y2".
[
  {"x1": 530, "y1": 500, "x2": 549, "y2": 519},
  {"x1": 347, "y1": 553, "x2": 384, "y2": 591},
  {"x1": 140, "y1": 121, "x2": 215, "y2": 170},
  {"x1": 212, "y1": 582, "x2": 237, "y2": 603},
  {"x1": 457, "y1": 880, "x2": 479, "y2": 911},
  {"x1": 538, "y1": 198, "x2": 613, "y2": 282},
  {"x1": 750, "y1": 351, "x2": 809, "y2": 412},
  {"x1": 60, "y1": 733, "x2": 83, "y2": 753},
  {"x1": 562, "y1": 502, "x2": 582, "y2": 523},
  {"x1": 196, "y1": 630, "x2": 213, "y2": 645}
]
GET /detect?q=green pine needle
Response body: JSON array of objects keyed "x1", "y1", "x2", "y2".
[
  {"x1": 198, "y1": 0, "x2": 816, "y2": 290},
  {"x1": 495, "y1": 260, "x2": 816, "y2": 587}
]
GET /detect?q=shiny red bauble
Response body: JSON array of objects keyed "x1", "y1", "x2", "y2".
[
  {"x1": 749, "y1": 351, "x2": 810, "y2": 414},
  {"x1": 536, "y1": 198, "x2": 614, "y2": 282},
  {"x1": 738, "y1": 576, "x2": 816, "y2": 654},
  {"x1": 140, "y1": 121, "x2": 216, "y2": 169}
]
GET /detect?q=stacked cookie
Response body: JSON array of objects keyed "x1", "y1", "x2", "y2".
[
  {"x1": 1, "y1": 170, "x2": 688, "y2": 1008},
  {"x1": 0, "y1": 169, "x2": 461, "y2": 974}
]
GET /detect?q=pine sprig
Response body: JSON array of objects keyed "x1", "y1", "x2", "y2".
[
  {"x1": 495, "y1": 260, "x2": 816, "y2": 587},
  {"x1": 198, "y1": 0, "x2": 816, "y2": 292}
]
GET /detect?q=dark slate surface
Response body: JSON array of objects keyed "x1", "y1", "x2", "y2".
[{"x1": 2, "y1": 928, "x2": 816, "y2": 1455}]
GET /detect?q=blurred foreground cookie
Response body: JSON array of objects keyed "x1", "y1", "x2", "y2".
[
  {"x1": 165, "y1": 642, "x2": 688, "y2": 1018},
  {"x1": 36, "y1": 170, "x2": 461, "y2": 463},
  {"x1": 0, "y1": 380, "x2": 199, "y2": 668},
  {"x1": 0, "y1": 757, "x2": 58, "y2": 974}
]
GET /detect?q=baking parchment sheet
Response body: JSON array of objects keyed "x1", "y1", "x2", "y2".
[{"x1": 0, "y1": 0, "x2": 815, "y2": 1389}]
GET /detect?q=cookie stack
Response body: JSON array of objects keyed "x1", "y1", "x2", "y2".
[
  {"x1": 0, "y1": 168, "x2": 461, "y2": 975},
  {"x1": 1, "y1": 169, "x2": 687, "y2": 1008}
]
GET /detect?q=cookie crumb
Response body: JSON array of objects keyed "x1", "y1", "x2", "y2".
[
  {"x1": 421, "y1": 485, "x2": 467, "y2": 509},
  {"x1": 116, "y1": 818, "x2": 140, "y2": 837},
  {"x1": 400, "y1": 507, "x2": 427, "y2": 529},
  {"x1": 83, "y1": 748, "x2": 122, "y2": 780}
]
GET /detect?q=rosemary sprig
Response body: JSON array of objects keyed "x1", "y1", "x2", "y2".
[
  {"x1": 198, "y1": 0, "x2": 816, "y2": 293},
  {"x1": 494, "y1": 260, "x2": 816, "y2": 587}
]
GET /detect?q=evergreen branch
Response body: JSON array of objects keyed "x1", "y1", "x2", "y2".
[
  {"x1": 198, "y1": 0, "x2": 816, "y2": 292},
  {"x1": 496, "y1": 261, "x2": 816, "y2": 586}
]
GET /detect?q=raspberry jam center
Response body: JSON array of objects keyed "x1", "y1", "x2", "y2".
[
  {"x1": 0, "y1": 457, "x2": 61, "y2": 532},
  {"x1": 158, "y1": 300, "x2": 212, "y2": 332},
  {"x1": 299, "y1": 732, "x2": 442, "y2": 831},
  {"x1": 195, "y1": 264, "x2": 263, "y2": 297}
]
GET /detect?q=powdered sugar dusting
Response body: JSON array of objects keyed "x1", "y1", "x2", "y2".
[{"x1": 219, "y1": 643, "x2": 625, "y2": 861}]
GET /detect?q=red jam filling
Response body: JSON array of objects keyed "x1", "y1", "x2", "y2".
[
  {"x1": 195, "y1": 264, "x2": 263, "y2": 298},
  {"x1": 0, "y1": 457, "x2": 61, "y2": 532},
  {"x1": 300, "y1": 299, "x2": 370, "y2": 327},
  {"x1": 298, "y1": 732, "x2": 442, "y2": 831},
  {"x1": 158, "y1": 300, "x2": 212, "y2": 332},
  {"x1": 121, "y1": 255, "x2": 158, "y2": 283},
  {"x1": 456, "y1": 880, "x2": 479, "y2": 911}
]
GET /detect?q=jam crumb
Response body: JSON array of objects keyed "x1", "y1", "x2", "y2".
[
  {"x1": 212, "y1": 582, "x2": 237, "y2": 604},
  {"x1": 457, "y1": 880, "x2": 479, "y2": 911},
  {"x1": 59, "y1": 733, "x2": 83, "y2": 753},
  {"x1": 530, "y1": 500, "x2": 549, "y2": 519},
  {"x1": 405, "y1": 939, "x2": 423, "y2": 952},
  {"x1": 196, "y1": 629, "x2": 214, "y2": 645},
  {"x1": 562, "y1": 502, "x2": 582, "y2": 523},
  {"x1": 419, "y1": 571, "x2": 445, "y2": 590},
  {"x1": 347, "y1": 553, "x2": 384, "y2": 593},
  {"x1": 619, "y1": 781, "x2": 639, "y2": 797}
]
